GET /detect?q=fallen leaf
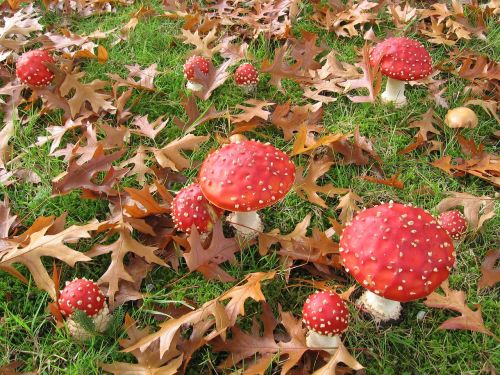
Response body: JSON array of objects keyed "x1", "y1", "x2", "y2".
[
  {"x1": 311, "y1": 341, "x2": 364, "y2": 375},
  {"x1": 478, "y1": 250, "x2": 500, "y2": 290},
  {"x1": 336, "y1": 191, "x2": 363, "y2": 224},
  {"x1": 152, "y1": 134, "x2": 209, "y2": 171},
  {"x1": 360, "y1": 172, "x2": 405, "y2": 189}
]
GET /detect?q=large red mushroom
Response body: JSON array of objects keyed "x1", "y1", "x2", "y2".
[
  {"x1": 171, "y1": 183, "x2": 223, "y2": 234},
  {"x1": 370, "y1": 37, "x2": 432, "y2": 107},
  {"x1": 16, "y1": 50, "x2": 55, "y2": 87},
  {"x1": 198, "y1": 139, "x2": 295, "y2": 237},
  {"x1": 58, "y1": 278, "x2": 110, "y2": 340},
  {"x1": 302, "y1": 291, "x2": 349, "y2": 354},
  {"x1": 340, "y1": 202, "x2": 455, "y2": 322}
]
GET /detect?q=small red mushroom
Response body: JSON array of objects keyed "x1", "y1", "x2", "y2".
[
  {"x1": 340, "y1": 202, "x2": 454, "y2": 322},
  {"x1": 302, "y1": 291, "x2": 349, "y2": 353},
  {"x1": 171, "y1": 183, "x2": 223, "y2": 233},
  {"x1": 198, "y1": 140, "x2": 295, "y2": 237},
  {"x1": 58, "y1": 278, "x2": 110, "y2": 340},
  {"x1": 438, "y1": 210, "x2": 467, "y2": 241},
  {"x1": 183, "y1": 55, "x2": 209, "y2": 92},
  {"x1": 234, "y1": 63, "x2": 259, "y2": 94},
  {"x1": 370, "y1": 37, "x2": 432, "y2": 107},
  {"x1": 16, "y1": 50, "x2": 55, "y2": 87}
]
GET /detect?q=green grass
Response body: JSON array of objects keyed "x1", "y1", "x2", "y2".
[{"x1": 1, "y1": 1, "x2": 499, "y2": 374}]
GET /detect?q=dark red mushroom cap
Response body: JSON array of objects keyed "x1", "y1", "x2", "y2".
[
  {"x1": 340, "y1": 202, "x2": 455, "y2": 302},
  {"x1": 369, "y1": 37, "x2": 432, "y2": 82},
  {"x1": 234, "y1": 63, "x2": 259, "y2": 86},
  {"x1": 16, "y1": 50, "x2": 55, "y2": 87},
  {"x1": 199, "y1": 140, "x2": 295, "y2": 212},
  {"x1": 302, "y1": 291, "x2": 349, "y2": 335},
  {"x1": 58, "y1": 278, "x2": 105, "y2": 317},
  {"x1": 438, "y1": 210, "x2": 467, "y2": 240},
  {"x1": 171, "y1": 183, "x2": 223, "y2": 233},
  {"x1": 183, "y1": 55, "x2": 209, "y2": 81}
]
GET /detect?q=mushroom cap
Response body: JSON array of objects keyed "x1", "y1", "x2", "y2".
[
  {"x1": 444, "y1": 107, "x2": 478, "y2": 129},
  {"x1": 183, "y1": 55, "x2": 209, "y2": 81},
  {"x1": 58, "y1": 278, "x2": 106, "y2": 317},
  {"x1": 369, "y1": 37, "x2": 432, "y2": 82},
  {"x1": 16, "y1": 50, "x2": 55, "y2": 87},
  {"x1": 302, "y1": 291, "x2": 349, "y2": 335},
  {"x1": 340, "y1": 202, "x2": 455, "y2": 302},
  {"x1": 171, "y1": 183, "x2": 224, "y2": 233},
  {"x1": 199, "y1": 140, "x2": 295, "y2": 212},
  {"x1": 234, "y1": 63, "x2": 259, "y2": 86},
  {"x1": 438, "y1": 210, "x2": 467, "y2": 240}
]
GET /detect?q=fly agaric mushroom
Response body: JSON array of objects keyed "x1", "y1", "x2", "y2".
[
  {"x1": 199, "y1": 140, "x2": 295, "y2": 237},
  {"x1": 370, "y1": 37, "x2": 432, "y2": 107},
  {"x1": 171, "y1": 183, "x2": 223, "y2": 233},
  {"x1": 183, "y1": 55, "x2": 209, "y2": 92},
  {"x1": 16, "y1": 50, "x2": 55, "y2": 87},
  {"x1": 444, "y1": 107, "x2": 478, "y2": 129},
  {"x1": 234, "y1": 63, "x2": 259, "y2": 94},
  {"x1": 340, "y1": 202, "x2": 455, "y2": 322},
  {"x1": 438, "y1": 210, "x2": 467, "y2": 241},
  {"x1": 58, "y1": 278, "x2": 110, "y2": 340},
  {"x1": 302, "y1": 291, "x2": 349, "y2": 354}
]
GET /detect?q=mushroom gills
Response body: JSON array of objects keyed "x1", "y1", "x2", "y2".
[
  {"x1": 357, "y1": 290, "x2": 402, "y2": 322},
  {"x1": 227, "y1": 210, "x2": 263, "y2": 237},
  {"x1": 381, "y1": 78, "x2": 407, "y2": 107},
  {"x1": 306, "y1": 331, "x2": 341, "y2": 355}
]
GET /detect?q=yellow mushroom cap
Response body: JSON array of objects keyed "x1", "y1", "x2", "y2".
[{"x1": 444, "y1": 107, "x2": 478, "y2": 129}]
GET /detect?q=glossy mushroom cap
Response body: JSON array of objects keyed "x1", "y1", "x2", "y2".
[
  {"x1": 340, "y1": 202, "x2": 455, "y2": 302},
  {"x1": 369, "y1": 37, "x2": 432, "y2": 82},
  {"x1": 438, "y1": 210, "x2": 467, "y2": 240},
  {"x1": 234, "y1": 63, "x2": 259, "y2": 86},
  {"x1": 171, "y1": 183, "x2": 223, "y2": 233},
  {"x1": 183, "y1": 55, "x2": 209, "y2": 81},
  {"x1": 58, "y1": 278, "x2": 106, "y2": 317},
  {"x1": 16, "y1": 50, "x2": 55, "y2": 87},
  {"x1": 199, "y1": 140, "x2": 295, "y2": 211},
  {"x1": 302, "y1": 291, "x2": 349, "y2": 335}
]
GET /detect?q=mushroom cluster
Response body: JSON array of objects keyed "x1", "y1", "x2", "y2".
[
  {"x1": 370, "y1": 37, "x2": 432, "y2": 107},
  {"x1": 58, "y1": 278, "x2": 110, "y2": 340},
  {"x1": 340, "y1": 202, "x2": 455, "y2": 322},
  {"x1": 16, "y1": 50, "x2": 55, "y2": 87}
]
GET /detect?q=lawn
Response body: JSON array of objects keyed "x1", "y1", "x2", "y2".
[{"x1": 0, "y1": 1, "x2": 499, "y2": 374}]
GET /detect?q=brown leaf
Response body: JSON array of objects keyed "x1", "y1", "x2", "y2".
[
  {"x1": 231, "y1": 99, "x2": 275, "y2": 124},
  {"x1": 152, "y1": 134, "x2": 209, "y2": 171},
  {"x1": 0, "y1": 361, "x2": 37, "y2": 375},
  {"x1": 174, "y1": 93, "x2": 225, "y2": 133},
  {"x1": 329, "y1": 127, "x2": 381, "y2": 165},
  {"x1": 294, "y1": 159, "x2": 349, "y2": 207},
  {"x1": 360, "y1": 172, "x2": 405, "y2": 189},
  {"x1": 478, "y1": 250, "x2": 500, "y2": 290},
  {"x1": 130, "y1": 115, "x2": 167, "y2": 139},
  {"x1": 0, "y1": 5, "x2": 42, "y2": 58},
  {"x1": 424, "y1": 281, "x2": 495, "y2": 336},
  {"x1": 291, "y1": 125, "x2": 345, "y2": 156},
  {"x1": 108, "y1": 63, "x2": 158, "y2": 91},
  {"x1": 183, "y1": 221, "x2": 240, "y2": 282},
  {"x1": 192, "y1": 59, "x2": 232, "y2": 100},
  {"x1": 336, "y1": 191, "x2": 363, "y2": 225},
  {"x1": 124, "y1": 183, "x2": 172, "y2": 219},
  {"x1": 311, "y1": 341, "x2": 364, "y2": 375},
  {"x1": 180, "y1": 27, "x2": 221, "y2": 58}
]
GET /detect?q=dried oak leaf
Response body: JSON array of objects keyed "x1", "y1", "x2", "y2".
[
  {"x1": 478, "y1": 250, "x2": 500, "y2": 291},
  {"x1": 329, "y1": 126, "x2": 381, "y2": 165},
  {"x1": 435, "y1": 191, "x2": 495, "y2": 231},
  {"x1": 174, "y1": 93, "x2": 225, "y2": 134},
  {"x1": 123, "y1": 182, "x2": 172, "y2": 219},
  {"x1": 360, "y1": 172, "x2": 405, "y2": 190},
  {"x1": 0, "y1": 82, "x2": 23, "y2": 168},
  {"x1": 180, "y1": 27, "x2": 222, "y2": 58},
  {"x1": 312, "y1": 341, "x2": 364, "y2": 375},
  {"x1": 101, "y1": 314, "x2": 183, "y2": 375},
  {"x1": 0, "y1": 216, "x2": 98, "y2": 299},
  {"x1": 424, "y1": 280, "x2": 495, "y2": 337},
  {"x1": 59, "y1": 70, "x2": 114, "y2": 118},
  {"x1": 183, "y1": 221, "x2": 240, "y2": 282},
  {"x1": 294, "y1": 159, "x2": 349, "y2": 207},
  {"x1": 336, "y1": 191, "x2": 363, "y2": 225},
  {"x1": 399, "y1": 108, "x2": 442, "y2": 155},
  {"x1": 152, "y1": 134, "x2": 209, "y2": 171},
  {"x1": 131, "y1": 115, "x2": 168, "y2": 139},
  {"x1": 108, "y1": 63, "x2": 158, "y2": 91},
  {"x1": 291, "y1": 126, "x2": 345, "y2": 156},
  {"x1": 119, "y1": 145, "x2": 152, "y2": 184},
  {"x1": 113, "y1": 6, "x2": 156, "y2": 45},
  {"x1": 192, "y1": 59, "x2": 232, "y2": 101},
  {"x1": 52, "y1": 145, "x2": 127, "y2": 197},
  {"x1": 85, "y1": 222, "x2": 165, "y2": 307},
  {"x1": 231, "y1": 99, "x2": 275, "y2": 124},
  {"x1": 0, "y1": 361, "x2": 37, "y2": 375}
]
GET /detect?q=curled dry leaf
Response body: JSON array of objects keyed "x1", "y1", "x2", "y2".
[
  {"x1": 478, "y1": 250, "x2": 500, "y2": 291},
  {"x1": 152, "y1": 134, "x2": 209, "y2": 171},
  {"x1": 311, "y1": 341, "x2": 364, "y2": 375},
  {"x1": 424, "y1": 280, "x2": 495, "y2": 337},
  {"x1": 360, "y1": 172, "x2": 405, "y2": 190}
]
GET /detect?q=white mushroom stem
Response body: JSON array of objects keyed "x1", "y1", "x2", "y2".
[
  {"x1": 357, "y1": 290, "x2": 402, "y2": 323},
  {"x1": 186, "y1": 81, "x2": 203, "y2": 92},
  {"x1": 227, "y1": 211, "x2": 263, "y2": 238},
  {"x1": 67, "y1": 304, "x2": 111, "y2": 341},
  {"x1": 306, "y1": 331, "x2": 341, "y2": 355},
  {"x1": 381, "y1": 78, "x2": 407, "y2": 107}
]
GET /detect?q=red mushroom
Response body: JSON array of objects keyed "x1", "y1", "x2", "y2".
[
  {"x1": 198, "y1": 139, "x2": 295, "y2": 237},
  {"x1": 370, "y1": 37, "x2": 432, "y2": 107},
  {"x1": 183, "y1": 55, "x2": 209, "y2": 92},
  {"x1": 234, "y1": 63, "x2": 259, "y2": 94},
  {"x1": 340, "y1": 202, "x2": 455, "y2": 322},
  {"x1": 58, "y1": 278, "x2": 110, "y2": 340},
  {"x1": 16, "y1": 50, "x2": 55, "y2": 87},
  {"x1": 302, "y1": 291, "x2": 349, "y2": 354},
  {"x1": 437, "y1": 210, "x2": 467, "y2": 241},
  {"x1": 171, "y1": 183, "x2": 223, "y2": 233}
]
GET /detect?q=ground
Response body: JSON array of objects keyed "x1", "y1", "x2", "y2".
[{"x1": 0, "y1": 1, "x2": 499, "y2": 374}]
